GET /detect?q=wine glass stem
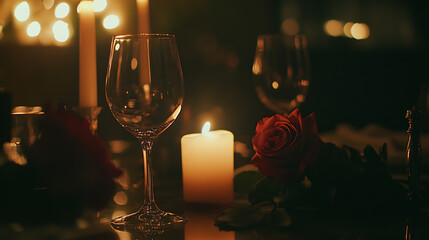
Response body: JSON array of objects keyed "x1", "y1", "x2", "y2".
[{"x1": 141, "y1": 141, "x2": 155, "y2": 204}]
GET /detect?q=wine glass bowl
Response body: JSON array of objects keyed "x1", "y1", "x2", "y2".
[
  {"x1": 105, "y1": 33, "x2": 186, "y2": 232},
  {"x1": 252, "y1": 34, "x2": 310, "y2": 114}
]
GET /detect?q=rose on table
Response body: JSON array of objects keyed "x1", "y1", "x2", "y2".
[{"x1": 216, "y1": 109, "x2": 408, "y2": 230}]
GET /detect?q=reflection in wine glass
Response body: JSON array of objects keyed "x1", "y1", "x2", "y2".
[
  {"x1": 252, "y1": 34, "x2": 310, "y2": 114},
  {"x1": 105, "y1": 34, "x2": 187, "y2": 233}
]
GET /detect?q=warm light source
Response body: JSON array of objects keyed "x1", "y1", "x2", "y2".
[
  {"x1": 103, "y1": 14, "x2": 120, "y2": 29},
  {"x1": 324, "y1": 19, "x2": 343, "y2": 37},
  {"x1": 93, "y1": 0, "x2": 107, "y2": 12},
  {"x1": 14, "y1": 1, "x2": 30, "y2": 22},
  {"x1": 252, "y1": 56, "x2": 261, "y2": 75},
  {"x1": 27, "y1": 21, "x2": 41, "y2": 37},
  {"x1": 343, "y1": 22, "x2": 354, "y2": 38},
  {"x1": 351, "y1": 23, "x2": 370, "y2": 40},
  {"x1": 201, "y1": 122, "x2": 211, "y2": 136},
  {"x1": 52, "y1": 20, "x2": 69, "y2": 42},
  {"x1": 55, "y1": 2, "x2": 70, "y2": 18},
  {"x1": 43, "y1": 0, "x2": 54, "y2": 9},
  {"x1": 272, "y1": 81, "x2": 279, "y2": 89},
  {"x1": 131, "y1": 58, "x2": 138, "y2": 70},
  {"x1": 281, "y1": 18, "x2": 299, "y2": 35}
]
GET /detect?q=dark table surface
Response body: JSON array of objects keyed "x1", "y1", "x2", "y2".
[{"x1": 1, "y1": 133, "x2": 429, "y2": 240}]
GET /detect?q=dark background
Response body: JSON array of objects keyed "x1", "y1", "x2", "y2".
[{"x1": 0, "y1": 0, "x2": 427, "y2": 141}]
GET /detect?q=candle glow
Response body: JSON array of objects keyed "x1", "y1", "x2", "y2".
[
  {"x1": 78, "y1": 1, "x2": 97, "y2": 106},
  {"x1": 181, "y1": 122, "x2": 234, "y2": 205}
]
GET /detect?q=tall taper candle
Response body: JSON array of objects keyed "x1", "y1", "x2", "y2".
[
  {"x1": 79, "y1": 1, "x2": 97, "y2": 107},
  {"x1": 136, "y1": 0, "x2": 150, "y2": 33}
]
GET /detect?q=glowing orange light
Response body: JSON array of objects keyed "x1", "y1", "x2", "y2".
[
  {"x1": 343, "y1": 22, "x2": 354, "y2": 38},
  {"x1": 131, "y1": 58, "x2": 138, "y2": 70},
  {"x1": 113, "y1": 191, "x2": 128, "y2": 205},
  {"x1": 296, "y1": 94, "x2": 305, "y2": 102},
  {"x1": 272, "y1": 81, "x2": 279, "y2": 89},
  {"x1": 281, "y1": 18, "x2": 299, "y2": 35},
  {"x1": 351, "y1": 23, "x2": 370, "y2": 40},
  {"x1": 300, "y1": 79, "x2": 310, "y2": 87},
  {"x1": 324, "y1": 19, "x2": 343, "y2": 37},
  {"x1": 252, "y1": 56, "x2": 262, "y2": 75}
]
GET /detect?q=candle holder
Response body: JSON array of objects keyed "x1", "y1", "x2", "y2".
[{"x1": 73, "y1": 106, "x2": 102, "y2": 135}]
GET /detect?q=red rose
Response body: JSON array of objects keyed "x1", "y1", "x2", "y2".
[
  {"x1": 28, "y1": 105, "x2": 123, "y2": 211},
  {"x1": 251, "y1": 109, "x2": 322, "y2": 184}
]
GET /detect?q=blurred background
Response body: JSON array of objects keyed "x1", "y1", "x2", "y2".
[{"x1": 0, "y1": 0, "x2": 427, "y2": 141}]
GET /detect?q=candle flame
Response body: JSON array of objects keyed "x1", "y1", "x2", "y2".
[{"x1": 201, "y1": 122, "x2": 211, "y2": 136}]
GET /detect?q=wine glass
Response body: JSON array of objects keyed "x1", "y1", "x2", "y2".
[
  {"x1": 252, "y1": 34, "x2": 310, "y2": 114},
  {"x1": 105, "y1": 34, "x2": 187, "y2": 232}
]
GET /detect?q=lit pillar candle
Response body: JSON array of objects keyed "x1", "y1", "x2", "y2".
[
  {"x1": 78, "y1": 1, "x2": 97, "y2": 107},
  {"x1": 136, "y1": 0, "x2": 150, "y2": 33},
  {"x1": 181, "y1": 122, "x2": 234, "y2": 205}
]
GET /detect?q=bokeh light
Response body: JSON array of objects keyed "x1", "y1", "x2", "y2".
[
  {"x1": 52, "y1": 20, "x2": 69, "y2": 42},
  {"x1": 93, "y1": 0, "x2": 107, "y2": 12},
  {"x1": 281, "y1": 18, "x2": 299, "y2": 35},
  {"x1": 103, "y1": 14, "x2": 120, "y2": 29},
  {"x1": 343, "y1": 22, "x2": 354, "y2": 38},
  {"x1": 272, "y1": 81, "x2": 279, "y2": 89},
  {"x1": 351, "y1": 23, "x2": 370, "y2": 40},
  {"x1": 55, "y1": 3, "x2": 70, "y2": 19},
  {"x1": 27, "y1": 21, "x2": 41, "y2": 37},
  {"x1": 324, "y1": 19, "x2": 343, "y2": 37},
  {"x1": 14, "y1": 1, "x2": 30, "y2": 22},
  {"x1": 43, "y1": 0, "x2": 54, "y2": 9}
]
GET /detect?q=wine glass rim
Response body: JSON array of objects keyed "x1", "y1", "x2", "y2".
[{"x1": 114, "y1": 33, "x2": 175, "y2": 40}]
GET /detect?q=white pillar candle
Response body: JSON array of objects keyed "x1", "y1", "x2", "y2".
[
  {"x1": 181, "y1": 122, "x2": 234, "y2": 205},
  {"x1": 78, "y1": 1, "x2": 97, "y2": 107}
]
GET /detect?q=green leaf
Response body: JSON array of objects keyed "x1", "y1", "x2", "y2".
[
  {"x1": 234, "y1": 170, "x2": 264, "y2": 194},
  {"x1": 215, "y1": 204, "x2": 263, "y2": 229},
  {"x1": 249, "y1": 177, "x2": 283, "y2": 205}
]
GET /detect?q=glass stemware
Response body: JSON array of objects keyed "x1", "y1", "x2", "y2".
[
  {"x1": 105, "y1": 34, "x2": 187, "y2": 232},
  {"x1": 252, "y1": 34, "x2": 310, "y2": 114}
]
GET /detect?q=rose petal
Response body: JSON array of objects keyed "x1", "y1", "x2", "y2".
[
  {"x1": 302, "y1": 112, "x2": 318, "y2": 136},
  {"x1": 252, "y1": 154, "x2": 304, "y2": 184}
]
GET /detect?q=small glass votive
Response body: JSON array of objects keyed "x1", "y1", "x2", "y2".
[{"x1": 3, "y1": 106, "x2": 44, "y2": 165}]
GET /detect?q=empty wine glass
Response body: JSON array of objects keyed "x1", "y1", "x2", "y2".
[
  {"x1": 105, "y1": 34, "x2": 187, "y2": 232},
  {"x1": 252, "y1": 34, "x2": 310, "y2": 114}
]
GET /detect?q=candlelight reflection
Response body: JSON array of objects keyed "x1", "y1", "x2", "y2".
[
  {"x1": 185, "y1": 211, "x2": 234, "y2": 240},
  {"x1": 131, "y1": 58, "x2": 138, "y2": 70},
  {"x1": 114, "y1": 191, "x2": 128, "y2": 205},
  {"x1": 272, "y1": 81, "x2": 279, "y2": 89}
]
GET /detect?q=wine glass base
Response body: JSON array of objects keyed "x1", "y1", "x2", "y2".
[{"x1": 111, "y1": 203, "x2": 187, "y2": 234}]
